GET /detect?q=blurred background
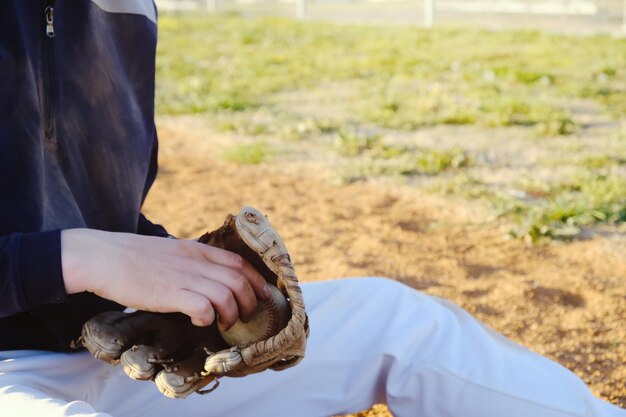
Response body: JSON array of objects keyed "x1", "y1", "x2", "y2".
[
  {"x1": 144, "y1": 1, "x2": 626, "y2": 415},
  {"x1": 156, "y1": 0, "x2": 626, "y2": 33}
]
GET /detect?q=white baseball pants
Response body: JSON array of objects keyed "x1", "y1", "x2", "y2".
[{"x1": 0, "y1": 278, "x2": 623, "y2": 417}]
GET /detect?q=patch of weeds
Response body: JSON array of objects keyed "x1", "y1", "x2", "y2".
[
  {"x1": 441, "y1": 112, "x2": 478, "y2": 125},
  {"x1": 280, "y1": 120, "x2": 319, "y2": 141},
  {"x1": 580, "y1": 155, "x2": 626, "y2": 169},
  {"x1": 517, "y1": 178, "x2": 553, "y2": 198},
  {"x1": 580, "y1": 86, "x2": 626, "y2": 118},
  {"x1": 436, "y1": 172, "x2": 626, "y2": 243},
  {"x1": 365, "y1": 84, "x2": 576, "y2": 135},
  {"x1": 361, "y1": 83, "x2": 480, "y2": 130},
  {"x1": 484, "y1": 99, "x2": 535, "y2": 127},
  {"x1": 480, "y1": 98, "x2": 577, "y2": 135},
  {"x1": 279, "y1": 118, "x2": 341, "y2": 141},
  {"x1": 490, "y1": 66, "x2": 555, "y2": 86},
  {"x1": 339, "y1": 147, "x2": 473, "y2": 182},
  {"x1": 433, "y1": 174, "x2": 489, "y2": 197},
  {"x1": 510, "y1": 201, "x2": 587, "y2": 242},
  {"x1": 221, "y1": 141, "x2": 274, "y2": 164},
  {"x1": 516, "y1": 70, "x2": 554, "y2": 85},
  {"x1": 215, "y1": 95, "x2": 258, "y2": 112},
  {"x1": 508, "y1": 172, "x2": 626, "y2": 242},
  {"x1": 315, "y1": 119, "x2": 342, "y2": 135},
  {"x1": 333, "y1": 128, "x2": 384, "y2": 157},
  {"x1": 217, "y1": 119, "x2": 271, "y2": 135},
  {"x1": 535, "y1": 113, "x2": 577, "y2": 136},
  {"x1": 369, "y1": 143, "x2": 407, "y2": 159},
  {"x1": 402, "y1": 148, "x2": 472, "y2": 175}
]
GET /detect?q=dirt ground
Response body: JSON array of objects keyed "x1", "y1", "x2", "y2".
[{"x1": 144, "y1": 117, "x2": 626, "y2": 415}]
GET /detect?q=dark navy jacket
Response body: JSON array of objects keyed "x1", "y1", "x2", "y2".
[{"x1": 0, "y1": 0, "x2": 169, "y2": 350}]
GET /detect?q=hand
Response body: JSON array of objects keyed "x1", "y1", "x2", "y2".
[{"x1": 60, "y1": 229, "x2": 270, "y2": 328}]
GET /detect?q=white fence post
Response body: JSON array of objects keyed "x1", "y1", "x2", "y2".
[
  {"x1": 206, "y1": 0, "x2": 218, "y2": 13},
  {"x1": 623, "y1": 0, "x2": 626, "y2": 32},
  {"x1": 296, "y1": 0, "x2": 307, "y2": 19},
  {"x1": 424, "y1": 0, "x2": 434, "y2": 27}
]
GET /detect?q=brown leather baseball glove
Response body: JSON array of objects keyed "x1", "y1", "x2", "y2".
[{"x1": 75, "y1": 206, "x2": 309, "y2": 398}]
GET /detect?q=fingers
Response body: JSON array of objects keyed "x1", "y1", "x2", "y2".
[
  {"x1": 196, "y1": 243, "x2": 271, "y2": 301},
  {"x1": 190, "y1": 262, "x2": 257, "y2": 322},
  {"x1": 142, "y1": 240, "x2": 270, "y2": 328},
  {"x1": 175, "y1": 287, "x2": 240, "y2": 329},
  {"x1": 79, "y1": 233, "x2": 273, "y2": 329}
]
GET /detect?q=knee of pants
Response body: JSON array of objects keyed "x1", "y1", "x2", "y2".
[
  {"x1": 346, "y1": 276, "x2": 441, "y2": 316},
  {"x1": 308, "y1": 277, "x2": 440, "y2": 337},
  {"x1": 327, "y1": 277, "x2": 481, "y2": 350},
  {"x1": 331, "y1": 276, "x2": 415, "y2": 303}
]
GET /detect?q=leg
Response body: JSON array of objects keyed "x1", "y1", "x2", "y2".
[
  {"x1": 101, "y1": 278, "x2": 624, "y2": 417},
  {"x1": 0, "y1": 350, "x2": 113, "y2": 416},
  {"x1": 179, "y1": 278, "x2": 624, "y2": 417},
  {"x1": 2, "y1": 278, "x2": 624, "y2": 417}
]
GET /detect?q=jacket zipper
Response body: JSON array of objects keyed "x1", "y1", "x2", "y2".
[
  {"x1": 43, "y1": 2, "x2": 56, "y2": 144},
  {"x1": 45, "y1": 6, "x2": 55, "y2": 38}
]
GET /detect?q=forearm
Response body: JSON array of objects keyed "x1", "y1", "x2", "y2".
[{"x1": 60, "y1": 228, "x2": 270, "y2": 328}]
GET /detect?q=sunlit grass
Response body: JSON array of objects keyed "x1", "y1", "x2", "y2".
[
  {"x1": 221, "y1": 142, "x2": 274, "y2": 164},
  {"x1": 156, "y1": 13, "x2": 626, "y2": 241},
  {"x1": 436, "y1": 170, "x2": 626, "y2": 242},
  {"x1": 156, "y1": 14, "x2": 626, "y2": 132}
]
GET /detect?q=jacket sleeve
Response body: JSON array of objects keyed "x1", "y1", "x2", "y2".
[
  {"x1": 0, "y1": 230, "x2": 69, "y2": 318},
  {"x1": 137, "y1": 213, "x2": 170, "y2": 237}
]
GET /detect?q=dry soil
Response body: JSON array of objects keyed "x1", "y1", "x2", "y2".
[{"x1": 143, "y1": 117, "x2": 626, "y2": 416}]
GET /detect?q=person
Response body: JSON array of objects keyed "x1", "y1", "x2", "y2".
[{"x1": 0, "y1": 2, "x2": 623, "y2": 417}]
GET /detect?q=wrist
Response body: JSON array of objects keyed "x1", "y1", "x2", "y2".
[{"x1": 60, "y1": 229, "x2": 88, "y2": 295}]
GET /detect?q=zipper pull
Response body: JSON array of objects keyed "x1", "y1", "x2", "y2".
[{"x1": 44, "y1": 6, "x2": 55, "y2": 38}]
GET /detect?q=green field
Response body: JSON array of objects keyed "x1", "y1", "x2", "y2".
[{"x1": 156, "y1": 13, "x2": 626, "y2": 242}]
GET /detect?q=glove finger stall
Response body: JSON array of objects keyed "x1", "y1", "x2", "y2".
[
  {"x1": 155, "y1": 346, "x2": 218, "y2": 399},
  {"x1": 80, "y1": 311, "x2": 131, "y2": 362},
  {"x1": 120, "y1": 344, "x2": 166, "y2": 380}
]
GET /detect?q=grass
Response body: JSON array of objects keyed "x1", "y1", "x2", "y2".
[
  {"x1": 156, "y1": 14, "x2": 626, "y2": 132},
  {"x1": 436, "y1": 170, "x2": 626, "y2": 242},
  {"x1": 221, "y1": 142, "x2": 274, "y2": 164},
  {"x1": 517, "y1": 172, "x2": 626, "y2": 241},
  {"x1": 337, "y1": 147, "x2": 472, "y2": 183},
  {"x1": 156, "y1": 13, "x2": 626, "y2": 242},
  {"x1": 333, "y1": 129, "x2": 384, "y2": 157}
]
